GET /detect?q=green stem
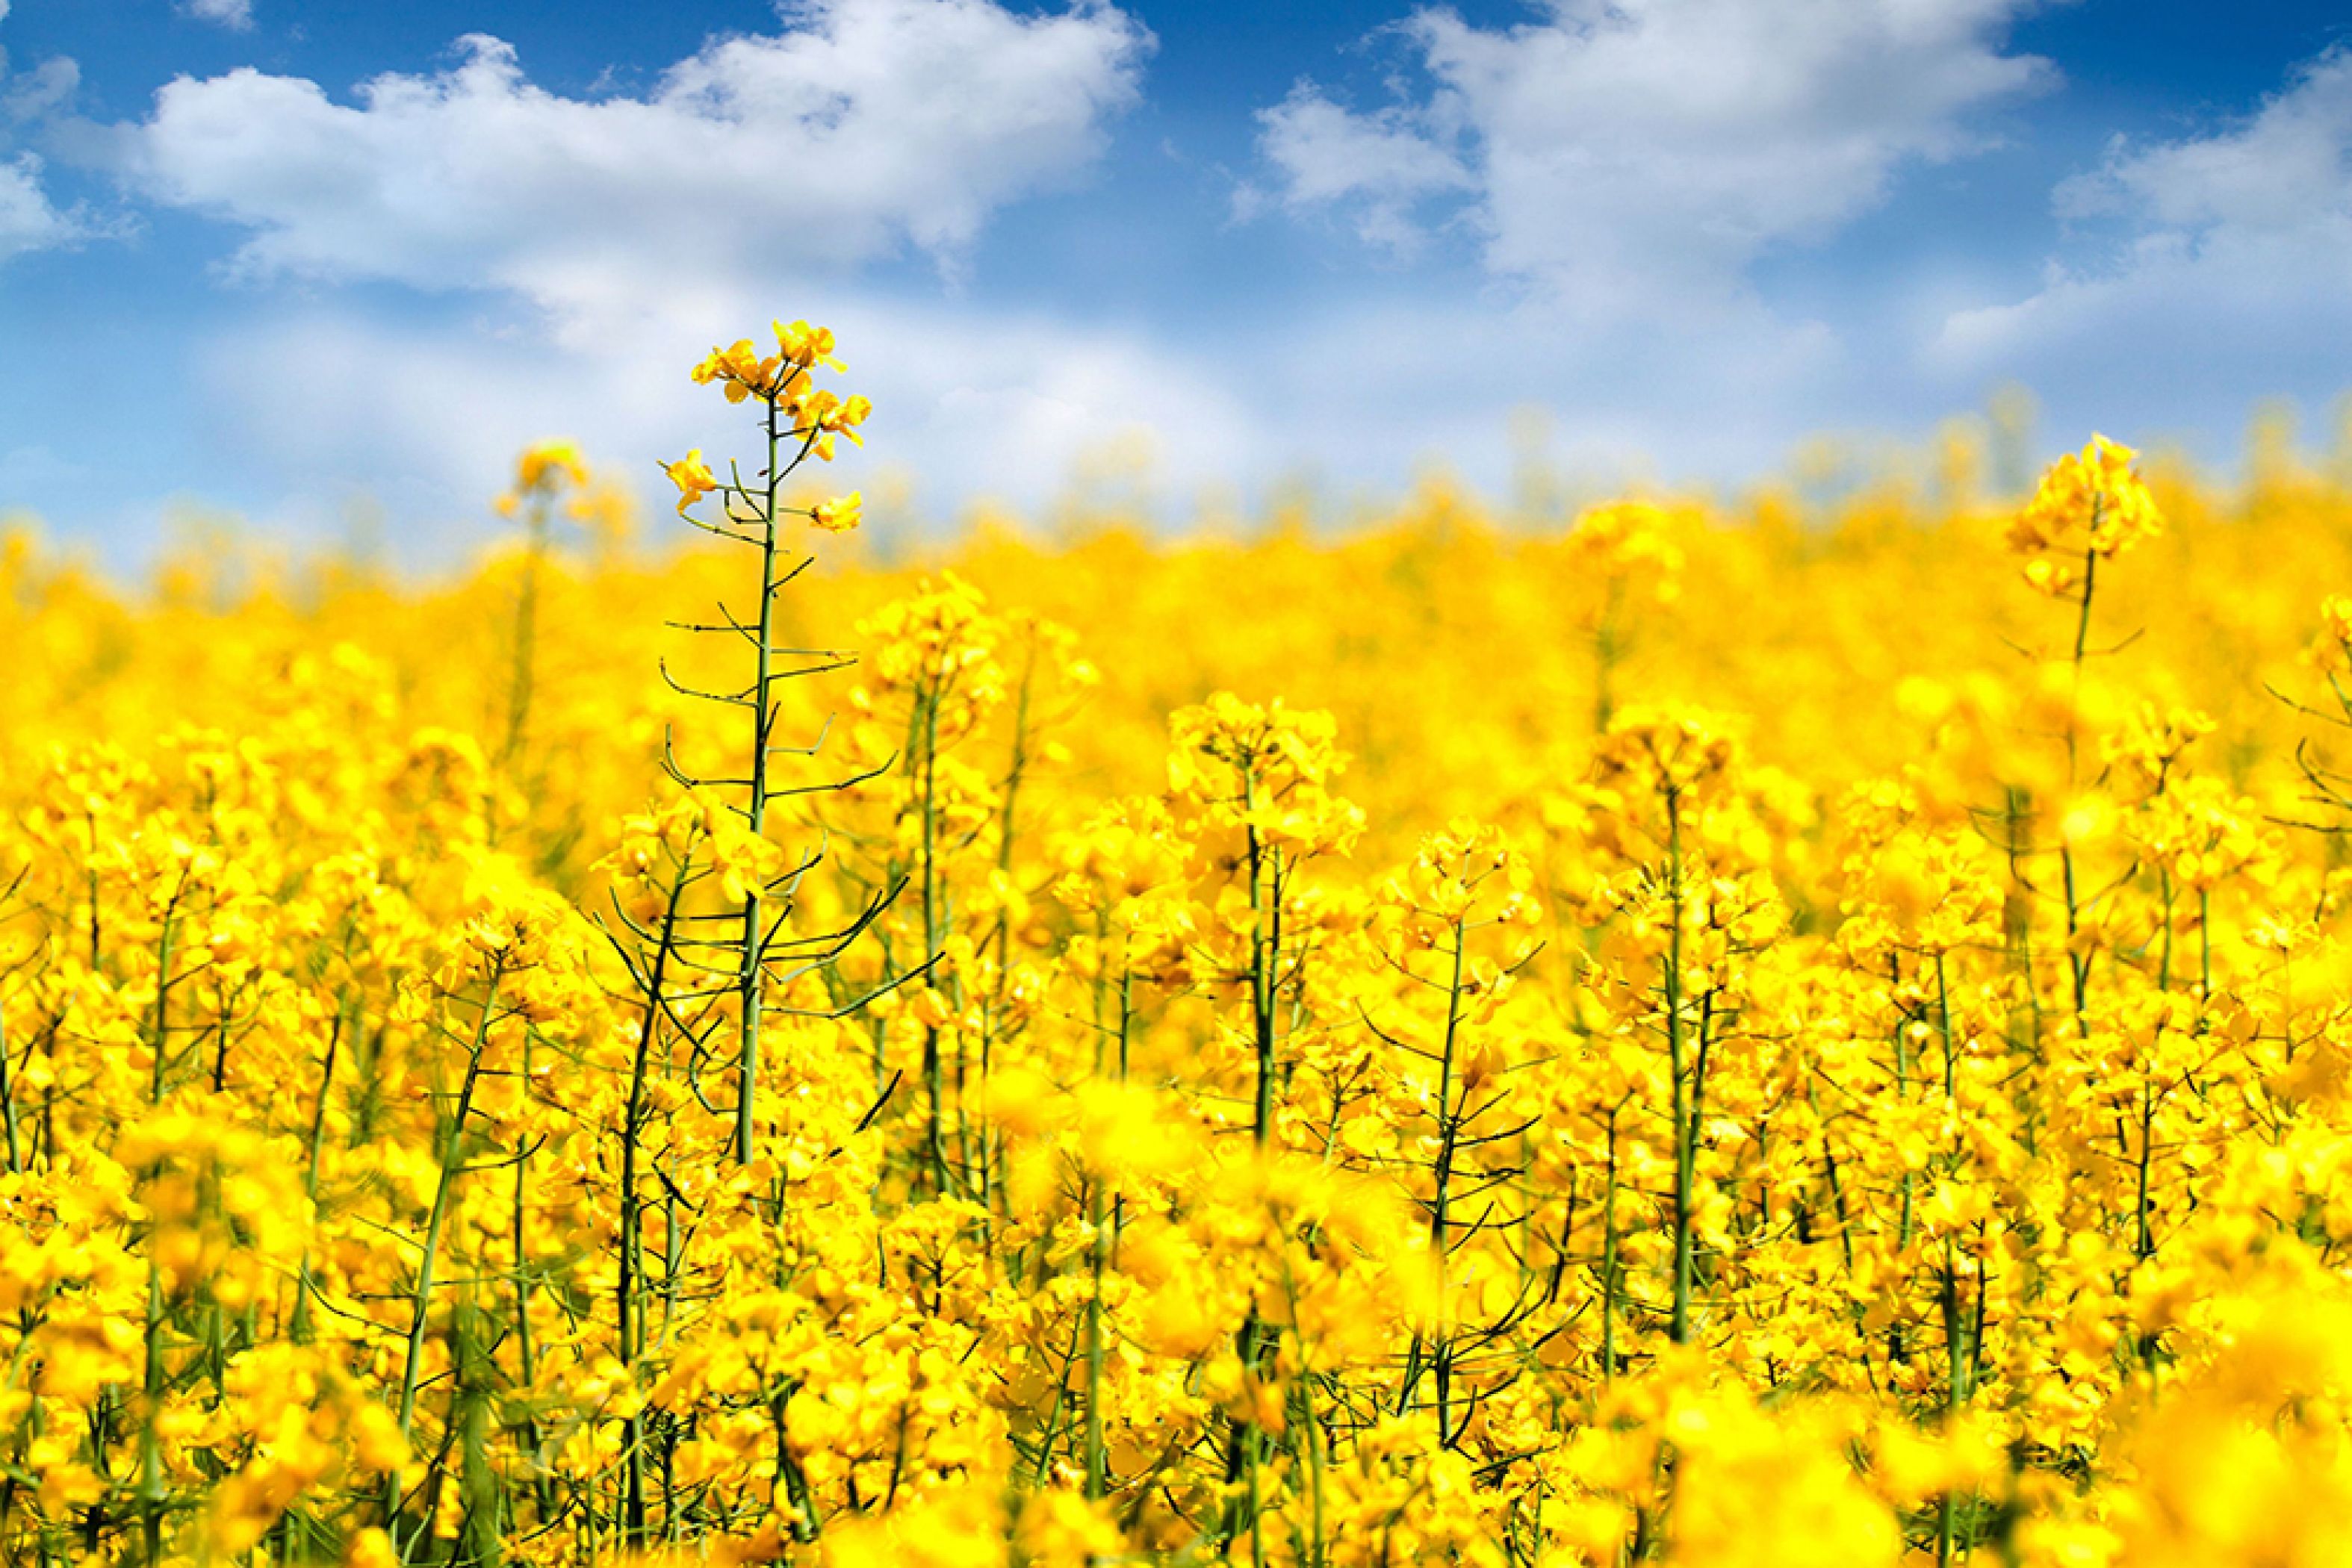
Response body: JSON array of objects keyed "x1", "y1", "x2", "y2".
[
  {"x1": 1665, "y1": 791, "x2": 1693, "y2": 1346},
  {"x1": 1084, "y1": 1175, "x2": 1109, "y2": 1500},
  {"x1": 397, "y1": 963, "x2": 507, "y2": 1443},
  {"x1": 734, "y1": 399, "x2": 783, "y2": 1167},
  {"x1": 619, "y1": 875, "x2": 685, "y2": 1547},
  {"x1": 0, "y1": 995, "x2": 19, "y2": 1176},
  {"x1": 1599, "y1": 1107, "x2": 1620, "y2": 1385}
]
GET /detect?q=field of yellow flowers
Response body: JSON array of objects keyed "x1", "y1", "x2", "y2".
[{"x1": 7, "y1": 323, "x2": 2352, "y2": 1567}]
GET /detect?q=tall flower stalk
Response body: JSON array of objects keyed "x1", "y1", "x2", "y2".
[{"x1": 660, "y1": 320, "x2": 872, "y2": 1166}]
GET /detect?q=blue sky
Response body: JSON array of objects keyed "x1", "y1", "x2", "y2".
[{"x1": 2, "y1": 0, "x2": 2350, "y2": 563}]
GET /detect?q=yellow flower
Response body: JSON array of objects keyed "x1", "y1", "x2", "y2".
[
  {"x1": 515, "y1": 439, "x2": 588, "y2": 494},
  {"x1": 813, "y1": 491, "x2": 863, "y2": 532},
  {"x1": 344, "y1": 1528, "x2": 400, "y2": 1568},
  {"x1": 775, "y1": 317, "x2": 845, "y2": 372},
  {"x1": 661, "y1": 448, "x2": 718, "y2": 514},
  {"x1": 2008, "y1": 432, "x2": 2164, "y2": 595}
]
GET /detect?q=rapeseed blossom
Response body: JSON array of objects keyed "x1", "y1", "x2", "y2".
[{"x1": 7, "y1": 383, "x2": 2352, "y2": 1568}]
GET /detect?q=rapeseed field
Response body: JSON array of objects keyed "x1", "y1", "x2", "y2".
[{"x1": 6, "y1": 323, "x2": 2352, "y2": 1566}]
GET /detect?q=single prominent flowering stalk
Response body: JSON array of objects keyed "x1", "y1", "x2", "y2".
[{"x1": 662, "y1": 320, "x2": 871, "y2": 1166}]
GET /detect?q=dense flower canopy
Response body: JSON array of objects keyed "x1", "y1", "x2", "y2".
[{"x1": 7, "y1": 405, "x2": 2352, "y2": 1566}]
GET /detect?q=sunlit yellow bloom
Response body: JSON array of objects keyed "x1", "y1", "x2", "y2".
[
  {"x1": 2007, "y1": 433, "x2": 2164, "y2": 596},
  {"x1": 662, "y1": 448, "x2": 718, "y2": 514},
  {"x1": 813, "y1": 491, "x2": 863, "y2": 532}
]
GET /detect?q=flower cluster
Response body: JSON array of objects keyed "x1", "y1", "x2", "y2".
[
  {"x1": 669, "y1": 320, "x2": 872, "y2": 531},
  {"x1": 2005, "y1": 432, "x2": 2165, "y2": 596}
]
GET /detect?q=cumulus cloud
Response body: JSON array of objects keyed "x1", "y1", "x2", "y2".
[
  {"x1": 2052, "y1": 47, "x2": 2352, "y2": 237},
  {"x1": 113, "y1": 0, "x2": 1985, "y2": 540},
  {"x1": 178, "y1": 0, "x2": 255, "y2": 31},
  {"x1": 112, "y1": 0, "x2": 1152, "y2": 317},
  {"x1": 1247, "y1": 83, "x2": 1473, "y2": 255},
  {"x1": 0, "y1": 20, "x2": 98, "y2": 265},
  {"x1": 0, "y1": 153, "x2": 82, "y2": 260},
  {"x1": 75, "y1": 0, "x2": 1184, "y2": 538},
  {"x1": 1934, "y1": 47, "x2": 2352, "y2": 423},
  {"x1": 1253, "y1": 0, "x2": 2051, "y2": 306}
]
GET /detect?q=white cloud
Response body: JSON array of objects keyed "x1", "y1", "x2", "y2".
[
  {"x1": 115, "y1": 0, "x2": 1152, "y2": 317},
  {"x1": 4, "y1": 56, "x2": 78, "y2": 125},
  {"x1": 178, "y1": 0, "x2": 255, "y2": 31},
  {"x1": 0, "y1": 24, "x2": 96, "y2": 264},
  {"x1": 1250, "y1": 83, "x2": 1472, "y2": 255},
  {"x1": 1253, "y1": 0, "x2": 2051, "y2": 305},
  {"x1": 0, "y1": 152, "x2": 84, "y2": 260},
  {"x1": 1934, "y1": 47, "x2": 2352, "y2": 420},
  {"x1": 88, "y1": 0, "x2": 1181, "y2": 544},
  {"x1": 2052, "y1": 46, "x2": 2352, "y2": 237}
]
